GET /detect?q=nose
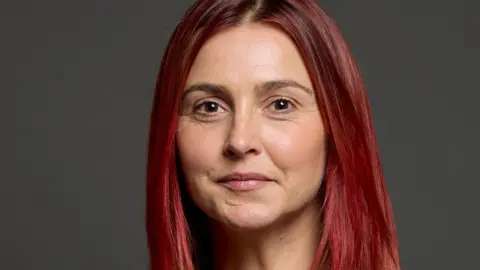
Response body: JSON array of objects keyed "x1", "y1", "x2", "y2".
[{"x1": 223, "y1": 114, "x2": 262, "y2": 160}]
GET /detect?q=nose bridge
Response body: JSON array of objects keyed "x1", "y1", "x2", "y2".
[{"x1": 224, "y1": 104, "x2": 261, "y2": 157}]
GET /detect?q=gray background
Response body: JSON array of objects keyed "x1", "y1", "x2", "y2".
[{"x1": 2, "y1": 0, "x2": 479, "y2": 269}]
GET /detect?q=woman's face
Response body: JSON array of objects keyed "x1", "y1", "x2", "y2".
[{"x1": 176, "y1": 23, "x2": 327, "y2": 230}]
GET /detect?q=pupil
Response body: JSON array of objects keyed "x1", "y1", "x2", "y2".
[
  {"x1": 206, "y1": 102, "x2": 217, "y2": 112},
  {"x1": 276, "y1": 100, "x2": 288, "y2": 110}
]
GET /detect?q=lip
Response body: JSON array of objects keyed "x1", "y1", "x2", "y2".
[{"x1": 216, "y1": 172, "x2": 273, "y2": 191}]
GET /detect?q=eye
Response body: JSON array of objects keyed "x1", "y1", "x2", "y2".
[
  {"x1": 267, "y1": 98, "x2": 295, "y2": 113},
  {"x1": 197, "y1": 101, "x2": 223, "y2": 113},
  {"x1": 193, "y1": 100, "x2": 227, "y2": 119}
]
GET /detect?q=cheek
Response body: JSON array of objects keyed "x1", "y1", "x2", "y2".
[
  {"x1": 176, "y1": 120, "x2": 224, "y2": 179},
  {"x1": 263, "y1": 121, "x2": 327, "y2": 205},
  {"x1": 263, "y1": 122, "x2": 327, "y2": 172}
]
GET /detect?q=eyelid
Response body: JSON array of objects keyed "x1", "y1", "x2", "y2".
[
  {"x1": 264, "y1": 96, "x2": 299, "y2": 108},
  {"x1": 195, "y1": 96, "x2": 225, "y2": 106}
]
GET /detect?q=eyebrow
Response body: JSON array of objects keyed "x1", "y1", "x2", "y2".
[
  {"x1": 256, "y1": 80, "x2": 314, "y2": 95},
  {"x1": 181, "y1": 79, "x2": 314, "y2": 100}
]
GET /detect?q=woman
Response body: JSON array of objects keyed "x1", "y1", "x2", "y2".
[{"x1": 146, "y1": 0, "x2": 400, "y2": 269}]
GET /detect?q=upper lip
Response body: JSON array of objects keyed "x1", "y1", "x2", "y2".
[{"x1": 217, "y1": 172, "x2": 272, "y2": 183}]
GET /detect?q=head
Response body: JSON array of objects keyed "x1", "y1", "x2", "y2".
[{"x1": 147, "y1": 1, "x2": 399, "y2": 270}]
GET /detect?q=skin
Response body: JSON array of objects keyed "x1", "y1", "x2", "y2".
[{"x1": 176, "y1": 23, "x2": 327, "y2": 270}]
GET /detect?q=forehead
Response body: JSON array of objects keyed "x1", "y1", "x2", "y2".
[{"x1": 186, "y1": 23, "x2": 312, "y2": 89}]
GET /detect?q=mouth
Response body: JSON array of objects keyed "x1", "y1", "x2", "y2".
[{"x1": 216, "y1": 172, "x2": 273, "y2": 192}]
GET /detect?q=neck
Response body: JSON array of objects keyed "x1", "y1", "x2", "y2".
[{"x1": 210, "y1": 199, "x2": 323, "y2": 270}]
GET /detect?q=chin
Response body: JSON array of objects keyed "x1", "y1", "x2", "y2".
[{"x1": 217, "y1": 204, "x2": 282, "y2": 231}]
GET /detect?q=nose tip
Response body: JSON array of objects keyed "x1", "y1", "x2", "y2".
[
  {"x1": 224, "y1": 139, "x2": 261, "y2": 159},
  {"x1": 223, "y1": 119, "x2": 261, "y2": 159}
]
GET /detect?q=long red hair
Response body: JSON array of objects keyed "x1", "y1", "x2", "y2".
[{"x1": 146, "y1": 0, "x2": 400, "y2": 269}]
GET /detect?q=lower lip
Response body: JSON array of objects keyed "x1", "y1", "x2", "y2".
[{"x1": 219, "y1": 180, "x2": 269, "y2": 191}]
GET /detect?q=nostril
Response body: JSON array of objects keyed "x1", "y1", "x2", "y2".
[{"x1": 224, "y1": 147, "x2": 239, "y2": 160}]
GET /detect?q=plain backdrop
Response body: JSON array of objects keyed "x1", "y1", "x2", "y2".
[{"x1": 2, "y1": 0, "x2": 479, "y2": 269}]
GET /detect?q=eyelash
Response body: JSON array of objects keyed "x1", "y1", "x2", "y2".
[{"x1": 192, "y1": 97, "x2": 297, "y2": 119}]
